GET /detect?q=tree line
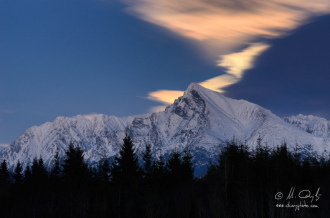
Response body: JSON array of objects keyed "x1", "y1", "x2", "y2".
[{"x1": 0, "y1": 135, "x2": 329, "y2": 217}]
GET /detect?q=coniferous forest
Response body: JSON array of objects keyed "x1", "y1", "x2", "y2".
[{"x1": 0, "y1": 134, "x2": 330, "y2": 217}]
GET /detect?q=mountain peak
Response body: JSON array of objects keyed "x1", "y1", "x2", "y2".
[
  {"x1": 185, "y1": 83, "x2": 215, "y2": 94},
  {"x1": 185, "y1": 82, "x2": 227, "y2": 98},
  {"x1": 1, "y1": 83, "x2": 330, "y2": 174},
  {"x1": 186, "y1": 82, "x2": 201, "y2": 91}
]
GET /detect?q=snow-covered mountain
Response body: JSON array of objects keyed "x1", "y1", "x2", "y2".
[
  {"x1": 284, "y1": 114, "x2": 330, "y2": 138},
  {"x1": 1, "y1": 83, "x2": 330, "y2": 174}
]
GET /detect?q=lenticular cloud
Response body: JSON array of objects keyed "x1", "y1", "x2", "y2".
[{"x1": 123, "y1": 0, "x2": 330, "y2": 109}]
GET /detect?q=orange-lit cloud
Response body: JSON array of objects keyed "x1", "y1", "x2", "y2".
[
  {"x1": 199, "y1": 74, "x2": 238, "y2": 93},
  {"x1": 200, "y1": 43, "x2": 270, "y2": 92},
  {"x1": 145, "y1": 43, "x2": 270, "y2": 108},
  {"x1": 218, "y1": 43, "x2": 270, "y2": 79},
  {"x1": 123, "y1": 0, "x2": 330, "y2": 110},
  {"x1": 125, "y1": 0, "x2": 330, "y2": 51},
  {"x1": 147, "y1": 90, "x2": 184, "y2": 105},
  {"x1": 83, "y1": 113, "x2": 98, "y2": 120},
  {"x1": 147, "y1": 90, "x2": 184, "y2": 112}
]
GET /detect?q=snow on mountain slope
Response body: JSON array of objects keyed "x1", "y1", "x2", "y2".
[
  {"x1": 0, "y1": 115, "x2": 134, "y2": 170},
  {"x1": 284, "y1": 114, "x2": 330, "y2": 137},
  {"x1": 1, "y1": 83, "x2": 329, "y2": 174}
]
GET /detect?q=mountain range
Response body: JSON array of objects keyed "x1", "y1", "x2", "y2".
[{"x1": 1, "y1": 83, "x2": 329, "y2": 175}]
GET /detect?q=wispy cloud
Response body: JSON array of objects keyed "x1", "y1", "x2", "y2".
[
  {"x1": 147, "y1": 90, "x2": 184, "y2": 113},
  {"x1": 218, "y1": 43, "x2": 270, "y2": 79},
  {"x1": 125, "y1": 0, "x2": 330, "y2": 50},
  {"x1": 123, "y1": 0, "x2": 330, "y2": 109},
  {"x1": 144, "y1": 44, "x2": 269, "y2": 107},
  {"x1": 147, "y1": 90, "x2": 184, "y2": 105},
  {"x1": 203, "y1": 43, "x2": 270, "y2": 92},
  {"x1": 0, "y1": 143, "x2": 9, "y2": 148}
]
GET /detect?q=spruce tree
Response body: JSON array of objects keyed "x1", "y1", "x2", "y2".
[
  {"x1": 31, "y1": 157, "x2": 48, "y2": 185},
  {"x1": 218, "y1": 139, "x2": 250, "y2": 211},
  {"x1": 62, "y1": 142, "x2": 89, "y2": 186},
  {"x1": 181, "y1": 145, "x2": 194, "y2": 183},
  {"x1": 110, "y1": 133, "x2": 141, "y2": 189},
  {"x1": 38, "y1": 157, "x2": 48, "y2": 178},
  {"x1": 0, "y1": 160, "x2": 10, "y2": 185},
  {"x1": 151, "y1": 153, "x2": 166, "y2": 189},
  {"x1": 97, "y1": 154, "x2": 111, "y2": 184},
  {"x1": 151, "y1": 152, "x2": 165, "y2": 177},
  {"x1": 142, "y1": 143, "x2": 152, "y2": 179},
  {"x1": 24, "y1": 165, "x2": 32, "y2": 184},
  {"x1": 50, "y1": 149, "x2": 61, "y2": 181},
  {"x1": 166, "y1": 149, "x2": 182, "y2": 185},
  {"x1": 13, "y1": 161, "x2": 23, "y2": 185},
  {"x1": 31, "y1": 157, "x2": 39, "y2": 175}
]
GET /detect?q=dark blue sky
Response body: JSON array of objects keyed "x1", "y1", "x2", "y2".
[
  {"x1": 1, "y1": 0, "x2": 330, "y2": 145},
  {"x1": 226, "y1": 15, "x2": 330, "y2": 118}
]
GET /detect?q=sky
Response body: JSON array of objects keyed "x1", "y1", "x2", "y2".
[{"x1": 1, "y1": 0, "x2": 330, "y2": 147}]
